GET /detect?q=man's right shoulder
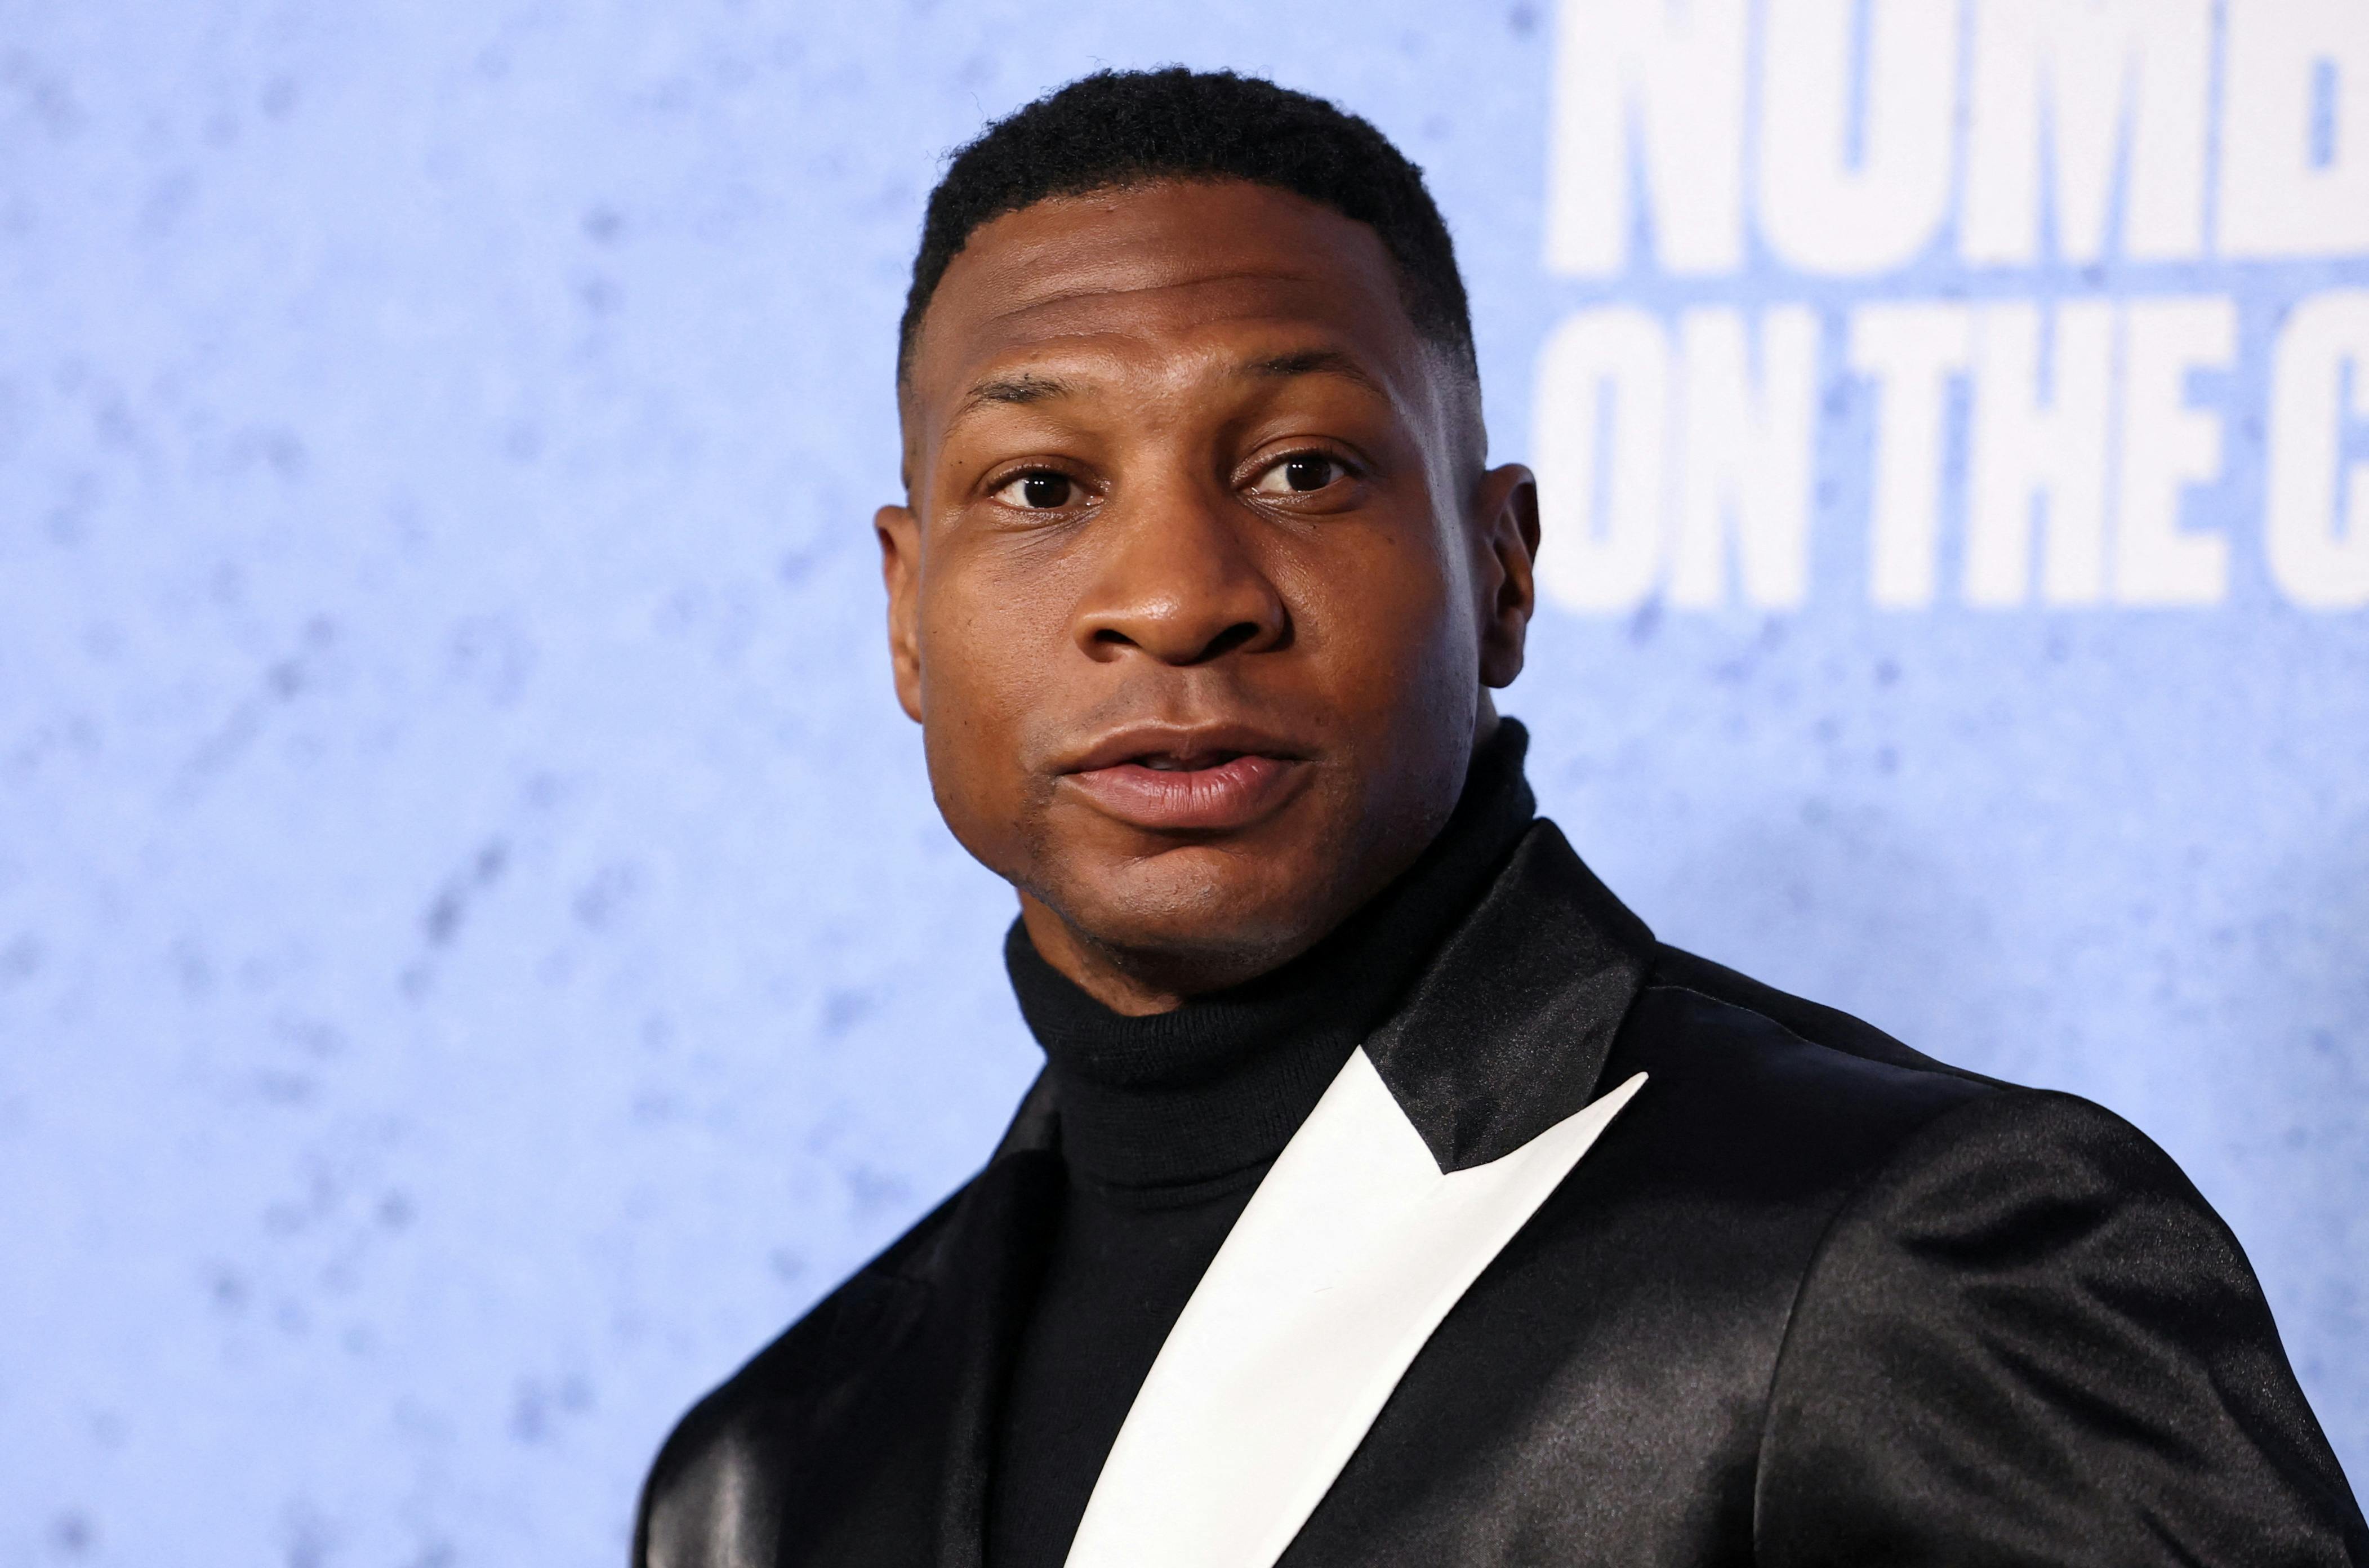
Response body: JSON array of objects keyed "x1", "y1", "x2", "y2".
[
  {"x1": 635, "y1": 1071, "x2": 1061, "y2": 1566},
  {"x1": 631, "y1": 1185, "x2": 966, "y2": 1565}
]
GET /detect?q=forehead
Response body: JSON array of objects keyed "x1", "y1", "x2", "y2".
[{"x1": 905, "y1": 180, "x2": 1425, "y2": 415}]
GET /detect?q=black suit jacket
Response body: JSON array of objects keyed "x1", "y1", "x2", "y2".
[{"x1": 638, "y1": 823, "x2": 2367, "y2": 1566}]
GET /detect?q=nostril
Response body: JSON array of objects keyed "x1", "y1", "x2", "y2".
[{"x1": 1197, "y1": 622, "x2": 1261, "y2": 661}]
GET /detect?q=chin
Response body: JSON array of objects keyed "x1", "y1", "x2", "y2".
[{"x1": 1053, "y1": 848, "x2": 1334, "y2": 981}]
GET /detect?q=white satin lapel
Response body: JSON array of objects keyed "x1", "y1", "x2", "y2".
[{"x1": 1063, "y1": 1049, "x2": 1647, "y2": 1568}]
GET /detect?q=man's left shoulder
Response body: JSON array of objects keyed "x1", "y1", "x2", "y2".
[
  {"x1": 1627, "y1": 952, "x2": 2369, "y2": 1562},
  {"x1": 1517, "y1": 938, "x2": 2281, "y2": 1330},
  {"x1": 1597, "y1": 944, "x2": 2210, "y2": 1225},
  {"x1": 1580, "y1": 943, "x2": 2019, "y2": 1202}
]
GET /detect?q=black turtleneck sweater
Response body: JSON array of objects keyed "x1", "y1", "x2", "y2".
[{"x1": 986, "y1": 722, "x2": 1539, "y2": 1568}]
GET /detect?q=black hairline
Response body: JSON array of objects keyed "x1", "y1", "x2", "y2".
[{"x1": 898, "y1": 175, "x2": 1480, "y2": 396}]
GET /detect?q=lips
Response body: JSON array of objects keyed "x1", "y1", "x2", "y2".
[{"x1": 1058, "y1": 732, "x2": 1307, "y2": 832}]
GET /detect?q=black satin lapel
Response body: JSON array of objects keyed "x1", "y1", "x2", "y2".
[
  {"x1": 784, "y1": 1146, "x2": 1061, "y2": 1568},
  {"x1": 987, "y1": 1070, "x2": 1060, "y2": 1161},
  {"x1": 921, "y1": 1147, "x2": 1063, "y2": 1568},
  {"x1": 1363, "y1": 821, "x2": 1655, "y2": 1171},
  {"x1": 912, "y1": 1068, "x2": 1060, "y2": 1567}
]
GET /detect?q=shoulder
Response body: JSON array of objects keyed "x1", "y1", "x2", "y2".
[
  {"x1": 1593, "y1": 951, "x2": 2367, "y2": 1552},
  {"x1": 632, "y1": 1188, "x2": 959, "y2": 1566},
  {"x1": 1586, "y1": 944, "x2": 2011, "y2": 1201},
  {"x1": 1555, "y1": 942, "x2": 2238, "y2": 1303},
  {"x1": 1636, "y1": 943, "x2": 1997, "y2": 1084},
  {"x1": 1731, "y1": 1026, "x2": 2369, "y2": 1557},
  {"x1": 1599, "y1": 946, "x2": 2248, "y2": 1275},
  {"x1": 1617, "y1": 944, "x2": 2223, "y2": 1237},
  {"x1": 634, "y1": 1076, "x2": 1061, "y2": 1566}
]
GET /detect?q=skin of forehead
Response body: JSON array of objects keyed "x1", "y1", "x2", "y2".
[{"x1": 898, "y1": 180, "x2": 1481, "y2": 504}]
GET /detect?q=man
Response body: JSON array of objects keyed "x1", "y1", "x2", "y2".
[{"x1": 638, "y1": 68, "x2": 2366, "y2": 1567}]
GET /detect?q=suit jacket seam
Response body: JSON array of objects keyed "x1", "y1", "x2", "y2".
[
  {"x1": 1640, "y1": 978, "x2": 1873, "y2": 1066},
  {"x1": 1641, "y1": 975, "x2": 2004, "y2": 1551},
  {"x1": 1743, "y1": 1081, "x2": 2028, "y2": 1552}
]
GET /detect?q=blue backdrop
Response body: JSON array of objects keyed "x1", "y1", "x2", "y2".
[{"x1": 3, "y1": 2, "x2": 2363, "y2": 1562}]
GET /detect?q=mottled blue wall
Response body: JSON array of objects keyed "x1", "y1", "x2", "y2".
[{"x1": 1, "y1": 2, "x2": 2362, "y2": 1563}]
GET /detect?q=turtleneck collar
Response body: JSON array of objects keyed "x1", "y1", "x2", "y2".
[{"x1": 1003, "y1": 720, "x2": 1538, "y2": 1191}]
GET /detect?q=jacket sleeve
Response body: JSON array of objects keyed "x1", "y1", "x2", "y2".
[{"x1": 1755, "y1": 1090, "x2": 2367, "y2": 1567}]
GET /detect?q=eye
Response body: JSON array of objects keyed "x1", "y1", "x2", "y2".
[
  {"x1": 1250, "y1": 453, "x2": 1347, "y2": 496},
  {"x1": 994, "y1": 471, "x2": 1076, "y2": 510}
]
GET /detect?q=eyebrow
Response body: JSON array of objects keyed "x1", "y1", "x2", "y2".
[
  {"x1": 1237, "y1": 348, "x2": 1387, "y2": 395},
  {"x1": 954, "y1": 371, "x2": 1075, "y2": 419},
  {"x1": 946, "y1": 347, "x2": 1387, "y2": 429}
]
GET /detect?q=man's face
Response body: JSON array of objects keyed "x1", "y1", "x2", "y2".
[{"x1": 878, "y1": 179, "x2": 1538, "y2": 1009}]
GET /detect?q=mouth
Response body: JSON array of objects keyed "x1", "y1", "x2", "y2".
[{"x1": 1058, "y1": 730, "x2": 1309, "y2": 834}]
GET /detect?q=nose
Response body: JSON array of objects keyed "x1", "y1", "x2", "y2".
[{"x1": 1071, "y1": 486, "x2": 1290, "y2": 666}]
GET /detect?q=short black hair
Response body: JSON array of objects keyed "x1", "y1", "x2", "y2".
[{"x1": 898, "y1": 68, "x2": 1475, "y2": 385}]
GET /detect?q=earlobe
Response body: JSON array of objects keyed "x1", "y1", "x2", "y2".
[
  {"x1": 875, "y1": 504, "x2": 926, "y2": 724},
  {"x1": 1476, "y1": 465, "x2": 1539, "y2": 689}
]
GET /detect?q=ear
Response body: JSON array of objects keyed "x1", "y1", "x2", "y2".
[
  {"x1": 1473, "y1": 464, "x2": 1540, "y2": 689},
  {"x1": 875, "y1": 503, "x2": 925, "y2": 723}
]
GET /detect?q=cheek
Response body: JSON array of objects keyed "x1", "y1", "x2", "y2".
[
  {"x1": 1293, "y1": 528, "x2": 1473, "y2": 717},
  {"x1": 913, "y1": 551, "x2": 1069, "y2": 834}
]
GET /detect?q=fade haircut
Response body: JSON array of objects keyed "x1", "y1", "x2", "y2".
[{"x1": 897, "y1": 68, "x2": 1477, "y2": 388}]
